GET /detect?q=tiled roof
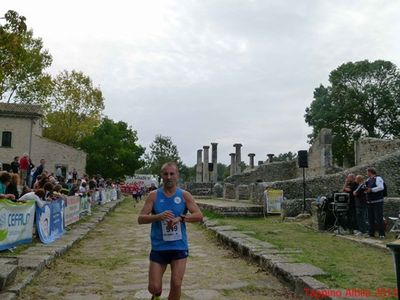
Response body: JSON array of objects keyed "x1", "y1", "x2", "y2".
[{"x1": 0, "y1": 102, "x2": 43, "y2": 118}]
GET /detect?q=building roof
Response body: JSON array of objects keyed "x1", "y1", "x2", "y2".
[{"x1": 0, "y1": 102, "x2": 43, "y2": 118}]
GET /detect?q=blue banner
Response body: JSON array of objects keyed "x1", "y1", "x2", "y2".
[{"x1": 36, "y1": 199, "x2": 64, "y2": 244}]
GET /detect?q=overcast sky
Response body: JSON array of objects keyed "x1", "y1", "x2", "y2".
[{"x1": 2, "y1": 1, "x2": 400, "y2": 166}]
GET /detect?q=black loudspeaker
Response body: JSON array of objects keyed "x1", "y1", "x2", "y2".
[
  {"x1": 298, "y1": 150, "x2": 308, "y2": 168},
  {"x1": 208, "y1": 162, "x2": 214, "y2": 172}
]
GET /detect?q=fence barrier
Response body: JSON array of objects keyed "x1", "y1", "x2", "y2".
[{"x1": 0, "y1": 188, "x2": 120, "y2": 251}]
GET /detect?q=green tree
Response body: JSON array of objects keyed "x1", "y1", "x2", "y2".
[
  {"x1": 79, "y1": 118, "x2": 144, "y2": 179},
  {"x1": 273, "y1": 151, "x2": 297, "y2": 162},
  {"x1": 144, "y1": 135, "x2": 182, "y2": 175},
  {"x1": 42, "y1": 70, "x2": 105, "y2": 146},
  {"x1": 305, "y1": 60, "x2": 400, "y2": 165},
  {"x1": 179, "y1": 164, "x2": 196, "y2": 182},
  {"x1": 0, "y1": 10, "x2": 52, "y2": 103},
  {"x1": 217, "y1": 163, "x2": 228, "y2": 181}
]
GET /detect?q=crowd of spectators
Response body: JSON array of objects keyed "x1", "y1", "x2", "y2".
[
  {"x1": 0, "y1": 154, "x2": 116, "y2": 208},
  {"x1": 342, "y1": 167, "x2": 387, "y2": 239}
]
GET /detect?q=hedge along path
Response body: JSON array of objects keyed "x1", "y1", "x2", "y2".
[{"x1": 17, "y1": 197, "x2": 299, "y2": 300}]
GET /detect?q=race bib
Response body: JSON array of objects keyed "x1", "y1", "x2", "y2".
[{"x1": 161, "y1": 220, "x2": 182, "y2": 241}]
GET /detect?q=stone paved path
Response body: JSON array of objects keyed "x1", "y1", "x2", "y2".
[{"x1": 17, "y1": 198, "x2": 299, "y2": 300}]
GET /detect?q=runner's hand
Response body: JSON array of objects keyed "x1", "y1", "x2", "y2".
[
  {"x1": 159, "y1": 210, "x2": 174, "y2": 221},
  {"x1": 170, "y1": 217, "x2": 182, "y2": 226}
]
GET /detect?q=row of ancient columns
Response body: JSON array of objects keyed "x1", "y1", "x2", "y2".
[
  {"x1": 196, "y1": 143, "x2": 218, "y2": 183},
  {"x1": 195, "y1": 142, "x2": 264, "y2": 182},
  {"x1": 229, "y1": 144, "x2": 257, "y2": 176}
]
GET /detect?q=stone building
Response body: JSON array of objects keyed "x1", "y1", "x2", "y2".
[{"x1": 0, "y1": 103, "x2": 86, "y2": 177}]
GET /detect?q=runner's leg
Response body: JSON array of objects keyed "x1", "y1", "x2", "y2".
[
  {"x1": 148, "y1": 261, "x2": 167, "y2": 297},
  {"x1": 168, "y1": 258, "x2": 187, "y2": 300}
]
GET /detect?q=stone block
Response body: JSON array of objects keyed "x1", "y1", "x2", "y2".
[
  {"x1": 260, "y1": 254, "x2": 290, "y2": 271},
  {"x1": 223, "y1": 183, "x2": 236, "y2": 199},
  {"x1": 7, "y1": 270, "x2": 37, "y2": 295},
  {"x1": 17, "y1": 254, "x2": 52, "y2": 271},
  {"x1": 0, "y1": 292, "x2": 16, "y2": 300},
  {"x1": 294, "y1": 276, "x2": 329, "y2": 297},
  {"x1": 236, "y1": 184, "x2": 250, "y2": 200},
  {"x1": 0, "y1": 259, "x2": 17, "y2": 291},
  {"x1": 273, "y1": 262, "x2": 326, "y2": 278}
]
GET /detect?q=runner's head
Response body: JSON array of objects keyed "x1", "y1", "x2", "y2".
[{"x1": 161, "y1": 162, "x2": 179, "y2": 188}]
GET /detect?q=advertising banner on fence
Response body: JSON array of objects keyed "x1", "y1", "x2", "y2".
[
  {"x1": 64, "y1": 196, "x2": 80, "y2": 226},
  {"x1": 0, "y1": 199, "x2": 35, "y2": 251},
  {"x1": 264, "y1": 189, "x2": 284, "y2": 214},
  {"x1": 79, "y1": 196, "x2": 91, "y2": 216},
  {"x1": 36, "y1": 199, "x2": 64, "y2": 244}
]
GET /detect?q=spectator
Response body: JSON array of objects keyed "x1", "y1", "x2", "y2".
[
  {"x1": 27, "y1": 157, "x2": 34, "y2": 187},
  {"x1": 72, "y1": 168, "x2": 78, "y2": 181},
  {"x1": 342, "y1": 173, "x2": 358, "y2": 233},
  {"x1": 19, "y1": 153, "x2": 29, "y2": 185},
  {"x1": 31, "y1": 159, "x2": 45, "y2": 188},
  {"x1": 10, "y1": 156, "x2": 20, "y2": 174},
  {"x1": 34, "y1": 175, "x2": 48, "y2": 189},
  {"x1": 68, "y1": 184, "x2": 79, "y2": 196},
  {"x1": 353, "y1": 175, "x2": 368, "y2": 236},
  {"x1": 366, "y1": 167, "x2": 386, "y2": 239},
  {"x1": 79, "y1": 181, "x2": 88, "y2": 195},
  {"x1": 55, "y1": 166, "x2": 62, "y2": 181},
  {"x1": 43, "y1": 182, "x2": 54, "y2": 200},
  {"x1": 66, "y1": 178, "x2": 74, "y2": 191},
  {"x1": 17, "y1": 189, "x2": 46, "y2": 208},
  {"x1": 6, "y1": 173, "x2": 20, "y2": 199},
  {"x1": 0, "y1": 171, "x2": 16, "y2": 200}
]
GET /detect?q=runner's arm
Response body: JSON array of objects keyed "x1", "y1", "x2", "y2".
[
  {"x1": 182, "y1": 191, "x2": 203, "y2": 223},
  {"x1": 137, "y1": 191, "x2": 174, "y2": 224}
]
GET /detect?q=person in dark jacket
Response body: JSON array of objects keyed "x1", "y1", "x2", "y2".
[
  {"x1": 365, "y1": 167, "x2": 385, "y2": 239},
  {"x1": 353, "y1": 175, "x2": 368, "y2": 235},
  {"x1": 31, "y1": 159, "x2": 45, "y2": 188},
  {"x1": 342, "y1": 173, "x2": 358, "y2": 233},
  {"x1": 10, "y1": 156, "x2": 19, "y2": 174}
]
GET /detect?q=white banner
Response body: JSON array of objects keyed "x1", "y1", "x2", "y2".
[{"x1": 0, "y1": 199, "x2": 35, "y2": 250}]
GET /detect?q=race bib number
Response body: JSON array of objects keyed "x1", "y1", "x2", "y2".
[{"x1": 161, "y1": 220, "x2": 182, "y2": 241}]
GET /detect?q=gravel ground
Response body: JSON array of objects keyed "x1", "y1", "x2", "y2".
[{"x1": 17, "y1": 198, "x2": 299, "y2": 300}]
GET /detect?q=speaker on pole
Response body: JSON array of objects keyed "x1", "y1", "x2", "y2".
[
  {"x1": 297, "y1": 150, "x2": 308, "y2": 168},
  {"x1": 208, "y1": 162, "x2": 214, "y2": 172}
]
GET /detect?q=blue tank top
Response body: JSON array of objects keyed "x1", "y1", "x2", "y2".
[{"x1": 150, "y1": 188, "x2": 188, "y2": 251}]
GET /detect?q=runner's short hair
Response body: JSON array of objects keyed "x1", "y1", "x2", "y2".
[{"x1": 160, "y1": 162, "x2": 179, "y2": 174}]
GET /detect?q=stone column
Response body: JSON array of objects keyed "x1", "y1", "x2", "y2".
[
  {"x1": 248, "y1": 153, "x2": 255, "y2": 169},
  {"x1": 229, "y1": 153, "x2": 236, "y2": 176},
  {"x1": 211, "y1": 142, "x2": 218, "y2": 183},
  {"x1": 203, "y1": 146, "x2": 210, "y2": 183},
  {"x1": 233, "y1": 143, "x2": 242, "y2": 174},
  {"x1": 267, "y1": 153, "x2": 274, "y2": 163},
  {"x1": 196, "y1": 149, "x2": 203, "y2": 183}
]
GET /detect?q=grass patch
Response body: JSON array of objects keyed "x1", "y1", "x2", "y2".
[{"x1": 204, "y1": 212, "x2": 396, "y2": 290}]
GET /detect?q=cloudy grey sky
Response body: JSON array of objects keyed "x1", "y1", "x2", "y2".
[{"x1": 2, "y1": 1, "x2": 400, "y2": 165}]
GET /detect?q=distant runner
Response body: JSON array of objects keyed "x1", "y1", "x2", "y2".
[{"x1": 138, "y1": 162, "x2": 203, "y2": 300}]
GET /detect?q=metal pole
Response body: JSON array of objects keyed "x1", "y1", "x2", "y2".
[
  {"x1": 387, "y1": 241, "x2": 400, "y2": 300},
  {"x1": 303, "y1": 167, "x2": 306, "y2": 213}
]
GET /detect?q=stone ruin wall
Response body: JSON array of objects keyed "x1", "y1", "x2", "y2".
[
  {"x1": 266, "y1": 150, "x2": 400, "y2": 199},
  {"x1": 307, "y1": 128, "x2": 344, "y2": 177},
  {"x1": 187, "y1": 132, "x2": 400, "y2": 218},
  {"x1": 223, "y1": 160, "x2": 298, "y2": 186},
  {"x1": 355, "y1": 137, "x2": 400, "y2": 166}
]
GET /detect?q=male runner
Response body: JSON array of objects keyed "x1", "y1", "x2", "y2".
[{"x1": 138, "y1": 162, "x2": 203, "y2": 300}]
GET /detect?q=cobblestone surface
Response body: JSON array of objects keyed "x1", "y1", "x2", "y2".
[{"x1": 16, "y1": 198, "x2": 299, "y2": 300}]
